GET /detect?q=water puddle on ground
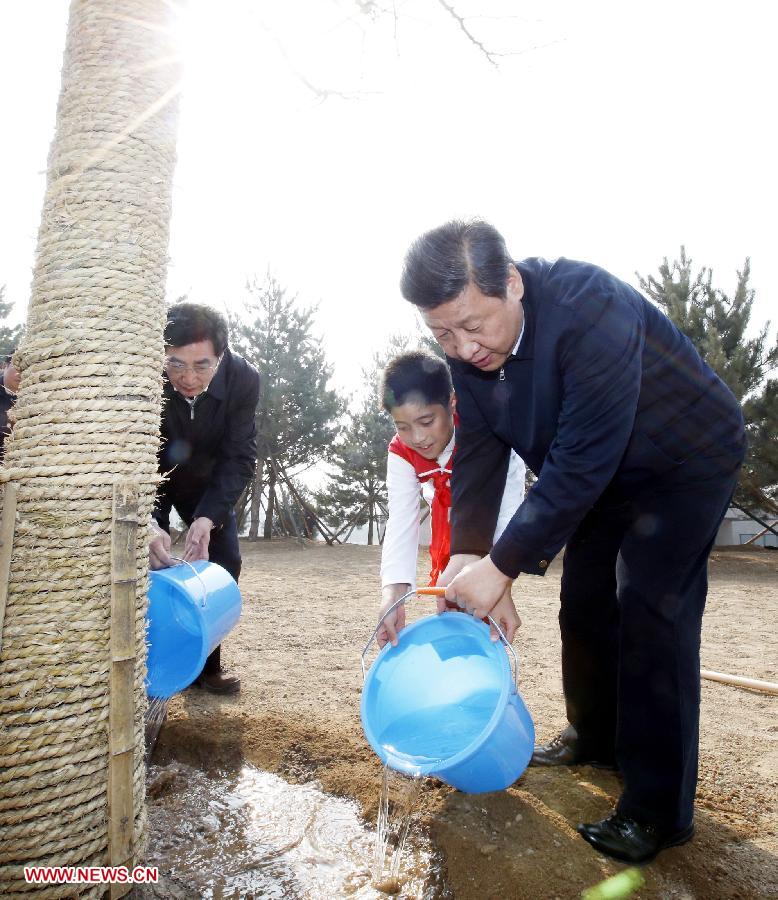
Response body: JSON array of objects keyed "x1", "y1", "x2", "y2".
[{"x1": 146, "y1": 761, "x2": 446, "y2": 898}]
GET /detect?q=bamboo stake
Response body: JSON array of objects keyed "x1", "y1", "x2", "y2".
[
  {"x1": 701, "y1": 668, "x2": 778, "y2": 695},
  {"x1": 108, "y1": 481, "x2": 140, "y2": 898},
  {"x1": 0, "y1": 482, "x2": 18, "y2": 658}
]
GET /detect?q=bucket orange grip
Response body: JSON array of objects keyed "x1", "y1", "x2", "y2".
[{"x1": 360, "y1": 584, "x2": 519, "y2": 690}]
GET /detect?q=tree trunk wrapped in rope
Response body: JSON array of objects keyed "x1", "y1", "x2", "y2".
[{"x1": 0, "y1": 1, "x2": 181, "y2": 895}]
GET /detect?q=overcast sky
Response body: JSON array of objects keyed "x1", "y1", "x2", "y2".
[{"x1": 0, "y1": 0, "x2": 775, "y2": 394}]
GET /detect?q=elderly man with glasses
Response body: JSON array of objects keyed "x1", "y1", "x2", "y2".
[
  {"x1": 150, "y1": 301, "x2": 260, "y2": 694},
  {"x1": 0, "y1": 349, "x2": 21, "y2": 458}
]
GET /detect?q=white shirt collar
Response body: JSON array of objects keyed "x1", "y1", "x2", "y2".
[
  {"x1": 177, "y1": 386, "x2": 208, "y2": 403},
  {"x1": 437, "y1": 432, "x2": 456, "y2": 467},
  {"x1": 512, "y1": 319, "x2": 525, "y2": 356}
]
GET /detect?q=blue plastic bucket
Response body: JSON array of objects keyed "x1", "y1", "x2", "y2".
[
  {"x1": 361, "y1": 610, "x2": 535, "y2": 793},
  {"x1": 146, "y1": 560, "x2": 242, "y2": 698}
]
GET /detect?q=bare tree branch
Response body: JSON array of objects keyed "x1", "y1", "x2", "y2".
[
  {"x1": 435, "y1": 0, "x2": 500, "y2": 69},
  {"x1": 433, "y1": 2, "x2": 567, "y2": 66},
  {"x1": 259, "y1": 12, "x2": 380, "y2": 103}
]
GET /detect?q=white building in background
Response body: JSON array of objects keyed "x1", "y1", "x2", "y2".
[{"x1": 716, "y1": 507, "x2": 777, "y2": 548}]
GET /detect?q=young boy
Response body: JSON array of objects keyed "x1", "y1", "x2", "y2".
[{"x1": 377, "y1": 350, "x2": 525, "y2": 647}]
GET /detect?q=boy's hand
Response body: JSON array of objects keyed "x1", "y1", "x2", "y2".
[
  {"x1": 435, "y1": 554, "x2": 480, "y2": 613},
  {"x1": 377, "y1": 583, "x2": 411, "y2": 648}
]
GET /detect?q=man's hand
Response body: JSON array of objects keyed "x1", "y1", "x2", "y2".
[
  {"x1": 435, "y1": 554, "x2": 481, "y2": 613},
  {"x1": 485, "y1": 586, "x2": 522, "y2": 643},
  {"x1": 445, "y1": 554, "x2": 520, "y2": 639},
  {"x1": 376, "y1": 583, "x2": 411, "y2": 648},
  {"x1": 149, "y1": 520, "x2": 173, "y2": 570},
  {"x1": 184, "y1": 517, "x2": 214, "y2": 563}
]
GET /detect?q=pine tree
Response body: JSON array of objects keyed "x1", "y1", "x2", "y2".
[
  {"x1": 0, "y1": 286, "x2": 23, "y2": 354},
  {"x1": 638, "y1": 249, "x2": 778, "y2": 518},
  {"x1": 317, "y1": 352, "x2": 396, "y2": 544},
  {"x1": 638, "y1": 249, "x2": 777, "y2": 401},
  {"x1": 230, "y1": 274, "x2": 343, "y2": 539},
  {"x1": 739, "y1": 380, "x2": 778, "y2": 516}
]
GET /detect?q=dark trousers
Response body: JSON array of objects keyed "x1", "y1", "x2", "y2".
[
  {"x1": 201, "y1": 511, "x2": 242, "y2": 675},
  {"x1": 160, "y1": 508, "x2": 242, "y2": 676},
  {"x1": 559, "y1": 447, "x2": 742, "y2": 831}
]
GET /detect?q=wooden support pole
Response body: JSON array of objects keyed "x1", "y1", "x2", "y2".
[
  {"x1": 234, "y1": 481, "x2": 251, "y2": 533},
  {"x1": 730, "y1": 502, "x2": 778, "y2": 540},
  {"x1": 276, "y1": 464, "x2": 314, "y2": 540},
  {"x1": 701, "y1": 668, "x2": 778, "y2": 695},
  {"x1": 0, "y1": 483, "x2": 18, "y2": 658},
  {"x1": 374, "y1": 497, "x2": 389, "y2": 544},
  {"x1": 344, "y1": 511, "x2": 364, "y2": 543},
  {"x1": 332, "y1": 501, "x2": 367, "y2": 541},
  {"x1": 743, "y1": 521, "x2": 778, "y2": 545},
  {"x1": 109, "y1": 481, "x2": 140, "y2": 898},
  {"x1": 272, "y1": 455, "x2": 341, "y2": 545},
  {"x1": 280, "y1": 486, "x2": 303, "y2": 542},
  {"x1": 267, "y1": 485, "x2": 282, "y2": 537},
  {"x1": 295, "y1": 492, "x2": 314, "y2": 540}
]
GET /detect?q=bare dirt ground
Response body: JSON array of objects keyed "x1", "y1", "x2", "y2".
[{"x1": 152, "y1": 541, "x2": 778, "y2": 899}]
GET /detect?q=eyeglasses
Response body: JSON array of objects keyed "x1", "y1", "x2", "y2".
[{"x1": 164, "y1": 358, "x2": 220, "y2": 376}]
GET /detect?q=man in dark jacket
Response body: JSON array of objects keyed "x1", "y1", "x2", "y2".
[
  {"x1": 150, "y1": 302, "x2": 260, "y2": 694},
  {"x1": 0, "y1": 352, "x2": 20, "y2": 458},
  {"x1": 399, "y1": 220, "x2": 745, "y2": 864}
]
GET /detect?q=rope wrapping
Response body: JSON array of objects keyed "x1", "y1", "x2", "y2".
[{"x1": 0, "y1": 0, "x2": 181, "y2": 893}]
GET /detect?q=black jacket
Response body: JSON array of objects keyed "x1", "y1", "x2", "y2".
[
  {"x1": 154, "y1": 348, "x2": 260, "y2": 528},
  {"x1": 0, "y1": 384, "x2": 14, "y2": 457},
  {"x1": 449, "y1": 257, "x2": 745, "y2": 577}
]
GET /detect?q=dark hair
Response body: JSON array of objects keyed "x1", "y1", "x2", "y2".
[
  {"x1": 400, "y1": 219, "x2": 512, "y2": 309},
  {"x1": 381, "y1": 350, "x2": 453, "y2": 412},
  {"x1": 164, "y1": 302, "x2": 228, "y2": 355}
]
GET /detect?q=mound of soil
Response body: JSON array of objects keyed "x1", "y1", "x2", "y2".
[{"x1": 151, "y1": 541, "x2": 778, "y2": 899}]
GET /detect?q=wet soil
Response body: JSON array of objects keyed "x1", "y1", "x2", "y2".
[
  {"x1": 142, "y1": 760, "x2": 440, "y2": 899},
  {"x1": 149, "y1": 541, "x2": 778, "y2": 899}
]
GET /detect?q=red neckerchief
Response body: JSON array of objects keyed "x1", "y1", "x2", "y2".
[{"x1": 388, "y1": 433, "x2": 454, "y2": 586}]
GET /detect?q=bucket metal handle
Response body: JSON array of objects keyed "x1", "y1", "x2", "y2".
[
  {"x1": 360, "y1": 586, "x2": 519, "y2": 691},
  {"x1": 168, "y1": 556, "x2": 208, "y2": 608}
]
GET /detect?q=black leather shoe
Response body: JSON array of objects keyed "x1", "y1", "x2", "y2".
[
  {"x1": 577, "y1": 812, "x2": 694, "y2": 863},
  {"x1": 194, "y1": 667, "x2": 241, "y2": 694},
  {"x1": 530, "y1": 725, "x2": 617, "y2": 769}
]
